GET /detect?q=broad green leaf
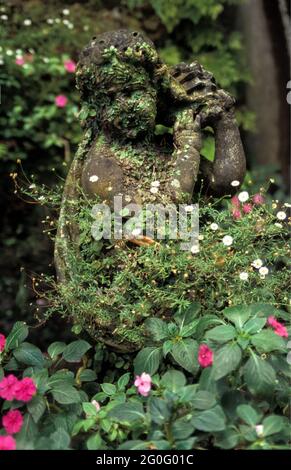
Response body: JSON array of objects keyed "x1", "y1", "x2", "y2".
[
  {"x1": 50, "y1": 429, "x2": 71, "y2": 450},
  {"x1": 13, "y1": 342, "x2": 44, "y2": 367},
  {"x1": 251, "y1": 330, "x2": 286, "y2": 353},
  {"x1": 117, "y1": 373, "x2": 130, "y2": 390},
  {"x1": 134, "y1": 347, "x2": 162, "y2": 375},
  {"x1": 205, "y1": 325, "x2": 236, "y2": 343},
  {"x1": 174, "y1": 302, "x2": 201, "y2": 327},
  {"x1": 243, "y1": 317, "x2": 266, "y2": 334},
  {"x1": 262, "y1": 415, "x2": 284, "y2": 437},
  {"x1": 180, "y1": 320, "x2": 199, "y2": 338},
  {"x1": 171, "y1": 339, "x2": 199, "y2": 374},
  {"x1": 5, "y1": 322, "x2": 28, "y2": 350},
  {"x1": 118, "y1": 440, "x2": 151, "y2": 450},
  {"x1": 160, "y1": 369, "x2": 186, "y2": 392},
  {"x1": 108, "y1": 402, "x2": 145, "y2": 424},
  {"x1": 79, "y1": 369, "x2": 97, "y2": 382},
  {"x1": 48, "y1": 370, "x2": 75, "y2": 389},
  {"x1": 101, "y1": 383, "x2": 116, "y2": 396},
  {"x1": 236, "y1": 404, "x2": 259, "y2": 426},
  {"x1": 212, "y1": 343, "x2": 242, "y2": 380},
  {"x1": 149, "y1": 397, "x2": 170, "y2": 424},
  {"x1": 244, "y1": 354, "x2": 276, "y2": 396},
  {"x1": 223, "y1": 305, "x2": 251, "y2": 330},
  {"x1": 172, "y1": 416, "x2": 195, "y2": 440},
  {"x1": 192, "y1": 390, "x2": 216, "y2": 410},
  {"x1": 86, "y1": 433, "x2": 102, "y2": 450},
  {"x1": 82, "y1": 402, "x2": 98, "y2": 417},
  {"x1": 51, "y1": 385, "x2": 81, "y2": 405},
  {"x1": 215, "y1": 428, "x2": 239, "y2": 449},
  {"x1": 192, "y1": 405, "x2": 226, "y2": 432},
  {"x1": 62, "y1": 340, "x2": 91, "y2": 363},
  {"x1": 145, "y1": 318, "x2": 169, "y2": 341},
  {"x1": 27, "y1": 395, "x2": 46, "y2": 423},
  {"x1": 47, "y1": 342, "x2": 66, "y2": 359}
]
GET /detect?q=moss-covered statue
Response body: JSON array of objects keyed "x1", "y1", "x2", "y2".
[{"x1": 55, "y1": 30, "x2": 246, "y2": 351}]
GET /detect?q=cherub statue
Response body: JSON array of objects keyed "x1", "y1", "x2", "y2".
[{"x1": 54, "y1": 30, "x2": 246, "y2": 351}]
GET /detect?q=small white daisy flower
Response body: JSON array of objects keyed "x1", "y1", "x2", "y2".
[
  {"x1": 251, "y1": 259, "x2": 263, "y2": 269},
  {"x1": 23, "y1": 19, "x2": 32, "y2": 26},
  {"x1": 150, "y1": 186, "x2": 159, "y2": 194},
  {"x1": 190, "y1": 245, "x2": 199, "y2": 254},
  {"x1": 222, "y1": 235, "x2": 233, "y2": 246},
  {"x1": 231, "y1": 180, "x2": 240, "y2": 187},
  {"x1": 151, "y1": 180, "x2": 160, "y2": 187},
  {"x1": 63, "y1": 19, "x2": 69, "y2": 25},
  {"x1": 238, "y1": 191, "x2": 249, "y2": 203},
  {"x1": 210, "y1": 223, "x2": 219, "y2": 231},
  {"x1": 6, "y1": 50, "x2": 13, "y2": 56},
  {"x1": 259, "y1": 266, "x2": 269, "y2": 276},
  {"x1": 239, "y1": 272, "x2": 249, "y2": 281},
  {"x1": 89, "y1": 175, "x2": 99, "y2": 182},
  {"x1": 67, "y1": 23, "x2": 74, "y2": 29},
  {"x1": 198, "y1": 235, "x2": 204, "y2": 240},
  {"x1": 0, "y1": 58, "x2": 4, "y2": 65},
  {"x1": 63, "y1": 9, "x2": 70, "y2": 15},
  {"x1": 171, "y1": 179, "x2": 180, "y2": 188},
  {"x1": 1, "y1": 15, "x2": 8, "y2": 21},
  {"x1": 255, "y1": 425, "x2": 264, "y2": 437},
  {"x1": 276, "y1": 211, "x2": 286, "y2": 221},
  {"x1": 185, "y1": 205, "x2": 194, "y2": 212},
  {"x1": 47, "y1": 18, "x2": 54, "y2": 24}
]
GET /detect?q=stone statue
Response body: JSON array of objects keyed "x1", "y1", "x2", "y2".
[{"x1": 54, "y1": 30, "x2": 246, "y2": 351}]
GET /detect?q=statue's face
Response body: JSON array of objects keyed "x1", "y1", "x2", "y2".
[{"x1": 100, "y1": 64, "x2": 157, "y2": 139}]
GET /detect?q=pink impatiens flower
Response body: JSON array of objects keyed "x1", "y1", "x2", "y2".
[
  {"x1": 64, "y1": 59, "x2": 76, "y2": 73},
  {"x1": 15, "y1": 56, "x2": 25, "y2": 66},
  {"x1": 253, "y1": 193, "x2": 265, "y2": 205},
  {"x1": 0, "y1": 333, "x2": 6, "y2": 352},
  {"x1": 231, "y1": 195, "x2": 240, "y2": 207},
  {"x1": 267, "y1": 316, "x2": 288, "y2": 338},
  {"x1": 55, "y1": 94, "x2": 68, "y2": 108},
  {"x1": 242, "y1": 203, "x2": 252, "y2": 214},
  {"x1": 134, "y1": 372, "x2": 152, "y2": 397},
  {"x1": 198, "y1": 344, "x2": 213, "y2": 368},
  {"x1": 232, "y1": 208, "x2": 242, "y2": 220},
  {"x1": 0, "y1": 435, "x2": 16, "y2": 451},
  {"x1": 14, "y1": 377, "x2": 37, "y2": 402},
  {"x1": 0, "y1": 375, "x2": 19, "y2": 401},
  {"x1": 2, "y1": 410, "x2": 23, "y2": 434}
]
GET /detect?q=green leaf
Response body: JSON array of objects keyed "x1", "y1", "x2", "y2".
[
  {"x1": 82, "y1": 402, "x2": 98, "y2": 417},
  {"x1": 236, "y1": 404, "x2": 259, "y2": 426},
  {"x1": 172, "y1": 416, "x2": 195, "y2": 440},
  {"x1": 205, "y1": 325, "x2": 236, "y2": 343},
  {"x1": 108, "y1": 402, "x2": 145, "y2": 424},
  {"x1": 223, "y1": 305, "x2": 251, "y2": 330},
  {"x1": 212, "y1": 343, "x2": 242, "y2": 380},
  {"x1": 192, "y1": 405, "x2": 226, "y2": 432},
  {"x1": 134, "y1": 347, "x2": 162, "y2": 375},
  {"x1": 117, "y1": 372, "x2": 130, "y2": 390},
  {"x1": 47, "y1": 342, "x2": 66, "y2": 359},
  {"x1": 79, "y1": 369, "x2": 97, "y2": 382},
  {"x1": 180, "y1": 320, "x2": 199, "y2": 338},
  {"x1": 27, "y1": 395, "x2": 46, "y2": 423},
  {"x1": 86, "y1": 433, "x2": 102, "y2": 450},
  {"x1": 5, "y1": 322, "x2": 28, "y2": 350},
  {"x1": 62, "y1": 340, "x2": 91, "y2": 363},
  {"x1": 251, "y1": 330, "x2": 286, "y2": 353},
  {"x1": 51, "y1": 385, "x2": 81, "y2": 405},
  {"x1": 160, "y1": 369, "x2": 186, "y2": 392},
  {"x1": 48, "y1": 370, "x2": 75, "y2": 389},
  {"x1": 50, "y1": 429, "x2": 71, "y2": 450},
  {"x1": 145, "y1": 318, "x2": 169, "y2": 341},
  {"x1": 149, "y1": 397, "x2": 170, "y2": 424},
  {"x1": 215, "y1": 428, "x2": 239, "y2": 449},
  {"x1": 262, "y1": 415, "x2": 284, "y2": 437},
  {"x1": 162, "y1": 340, "x2": 173, "y2": 357},
  {"x1": 244, "y1": 354, "x2": 276, "y2": 396},
  {"x1": 171, "y1": 339, "x2": 199, "y2": 374},
  {"x1": 13, "y1": 342, "x2": 44, "y2": 367},
  {"x1": 192, "y1": 390, "x2": 216, "y2": 410},
  {"x1": 118, "y1": 440, "x2": 151, "y2": 450},
  {"x1": 243, "y1": 317, "x2": 266, "y2": 334},
  {"x1": 174, "y1": 302, "x2": 201, "y2": 327},
  {"x1": 101, "y1": 383, "x2": 116, "y2": 396}
]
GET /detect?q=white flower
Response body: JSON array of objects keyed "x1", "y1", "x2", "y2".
[
  {"x1": 274, "y1": 222, "x2": 282, "y2": 228},
  {"x1": 6, "y1": 50, "x2": 13, "y2": 56},
  {"x1": 231, "y1": 180, "x2": 240, "y2": 187},
  {"x1": 198, "y1": 235, "x2": 204, "y2": 240},
  {"x1": 255, "y1": 425, "x2": 264, "y2": 437},
  {"x1": 63, "y1": 19, "x2": 69, "y2": 25},
  {"x1": 43, "y1": 57, "x2": 50, "y2": 63},
  {"x1": 0, "y1": 58, "x2": 4, "y2": 65},
  {"x1": 222, "y1": 235, "x2": 233, "y2": 246},
  {"x1": 151, "y1": 180, "x2": 160, "y2": 187},
  {"x1": 55, "y1": 18, "x2": 61, "y2": 24},
  {"x1": 29, "y1": 184, "x2": 36, "y2": 189},
  {"x1": 47, "y1": 18, "x2": 54, "y2": 24},
  {"x1": 190, "y1": 245, "x2": 200, "y2": 254},
  {"x1": 239, "y1": 272, "x2": 249, "y2": 281},
  {"x1": 132, "y1": 228, "x2": 142, "y2": 237},
  {"x1": 238, "y1": 191, "x2": 249, "y2": 203},
  {"x1": 171, "y1": 179, "x2": 180, "y2": 188},
  {"x1": 23, "y1": 19, "x2": 32, "y2": 26},
  {"x1": 251, "y1": 259, "x2": 263, "y2": 269},
  {"x1": 276, "y1": 211, "x2": 286, "y2": 221},
  {"x1": 150, "y1": 186, "x2": 159, "y2": 194},
  {"x1": 284, "y1": 203, "x2": 291, "y2": 208},
  {"x1": 62, "y1": 9, "x2": 70, "y2": 15},
  {"x1": 16, "y1": 49, "x2": 22, "y2": 55},
  {"x1": 259, "y1": 266, "x2": 269, "y2": 276},
  {"x1": 210, "y1": 223, "x2": 219, "y2": 231},
  {"x1": 89, "y1": 175, "x2": 99, "y2": 182},
  {"x1": 67, "y1": 23, "x2": 74, "y2": 29},
  {"x1": 185, "y1": 205, "x2": 194, "y2": 212},
  {"x1": 1, "y1": 15, "x2": 8, "y2": 21}
]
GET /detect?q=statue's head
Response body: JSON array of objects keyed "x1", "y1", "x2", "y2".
[{"x1": 76, "y1": 30, "x2": 162, "y2": 139}]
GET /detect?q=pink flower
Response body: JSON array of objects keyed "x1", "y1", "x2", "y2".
[
  {"x1": 2, "y1": 410, "x2": 23, "y2": 434},
  {"x1": 0, "y1": 333, "x2": 6, "y2": 352},
  {"x1": 242, "y1": 203, "x2": 252, "y2": 214},
  {"x1": 15, "y1": 57, "x2": 25, "y2": 66},
  {"x1": 267, "y1": 316, "x2": 288, "y2": 338},
  {"x1": 64, "y1": 59, "x2": 76, "y2": 73},
  {"x1": 134, "y1": 372, "x2": 152, "y2": 397},
  {"x1": 198, "y1": 344, "x2": 213, "y2": 368},
  {"x1": 0, "y1": 435, "x2": 16, "y2": 451},
  {"x1": 14, "y1": 377, "x2": 36, "y2": 402},
  {"x1": 55, "y1": 95, "x2": 68, "y2": 108},
  {"x1": 231, "y1": 195, "x2": 240, "y2": 207},
  {"x1": 91, "y1": 400, "x2": 101, "y2": 412},
  {"x1": 232, "y1": 208, "x2": 242, "y2": 220},
  {"x1": 253, "y1": 193, "x2": 265, "y2": 205},
  {"x1": 0, "y1": 375, "x2": 19, "y2": 401}
]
